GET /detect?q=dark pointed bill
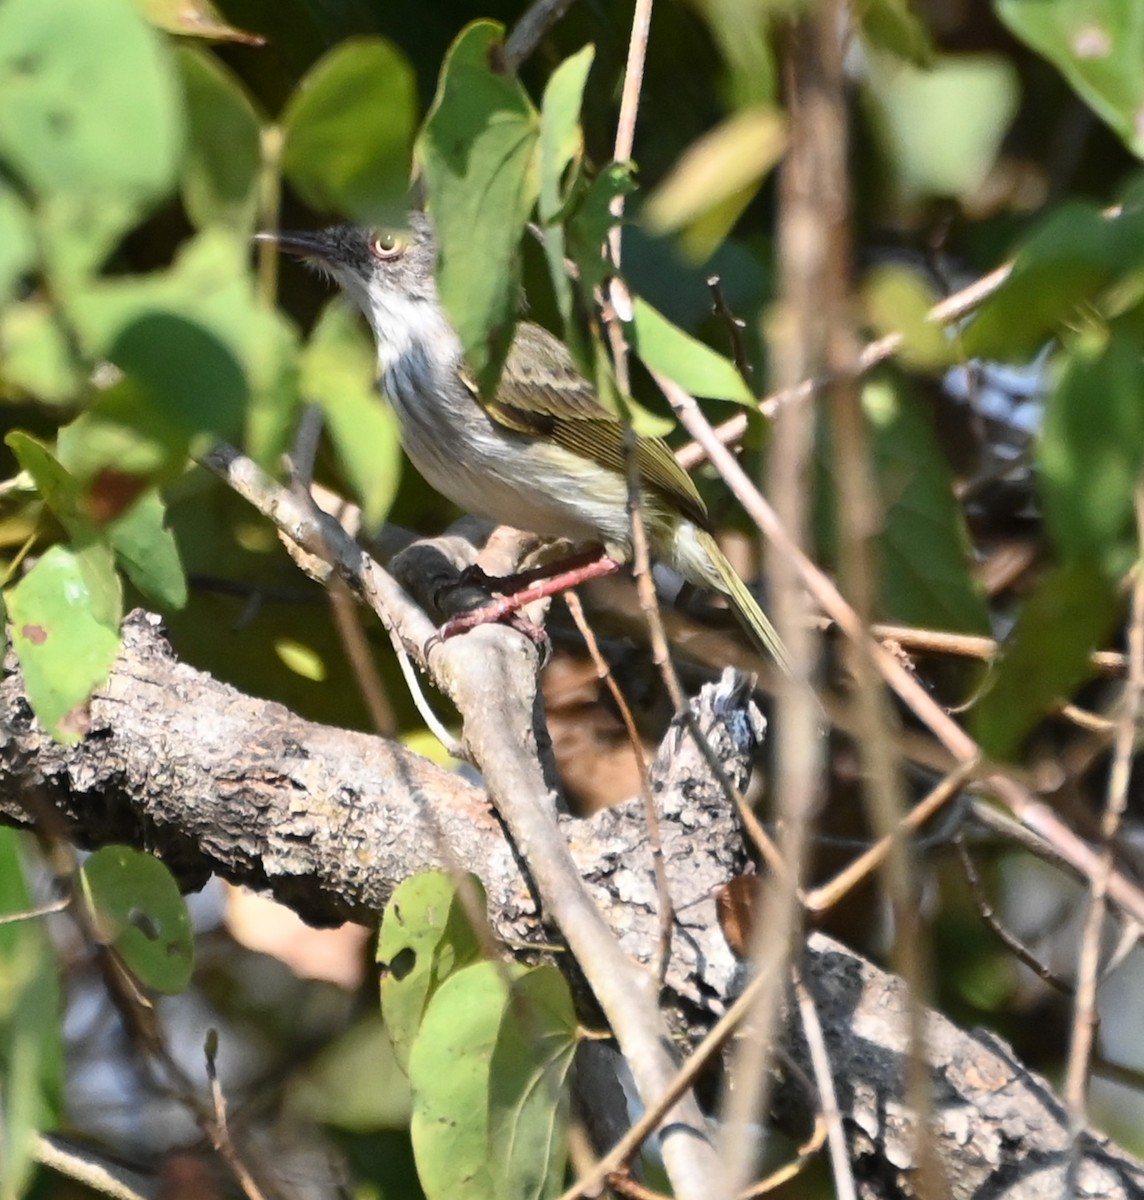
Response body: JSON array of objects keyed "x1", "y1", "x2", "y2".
[{"x1": 252, "y1": 229, "x2": 333, "y2": 263}]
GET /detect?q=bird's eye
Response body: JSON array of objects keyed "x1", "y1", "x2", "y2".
[{"x1": 370, "y1": 232, "x2": 404, "y2": 260}]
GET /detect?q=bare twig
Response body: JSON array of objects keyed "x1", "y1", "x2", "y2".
[
  {"x1": 502, "y1": 0, "x2": 579, "y2": 73},
  {"x1": 1064, "y1": 493, "x2": 1144, "y2": 1117},
  {"x1": 792, "y1": 969, "x2": 856, "y2": 1200},
  {"x1": 804, "y1": 762, "x2": 976, "y2": 913},
  {"x1": 955, "y1": 835, "x2": 1073, "y2": 995},
  {"x1": 204, "y1": 1032, "x2": 269, "y2": 1200},
  {"x1": 715, "y1": 13, "x2": 828, "y2": 1189},
  {"x1": 34, "y1": 1135, "x2": 155, "y2": 1200}
]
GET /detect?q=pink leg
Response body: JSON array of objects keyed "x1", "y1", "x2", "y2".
[
  {"x1": 457, "y1": 546, "x2": 612, "y2": 595},
  {"x1": 429, "y1": 553, "x2": 623, "y2": 648}
]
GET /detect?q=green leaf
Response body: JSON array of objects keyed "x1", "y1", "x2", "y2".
[
  {"x1": 282, "y1": 37, "x2": 417, "y2": 226},
  {"x1": 80, "y1": 845, "x2": 194, "y2": 993},
  {"x1": 133, "y1": 0, "x2": 263, "y2": 43},
  {"x1": 67, "y1": 231, "x2": 299, "y2": 471},
  {"x1": 1038, "y1": 327, "x2": 1144, "y2": 573},
  {"x1": 963, "y1": 202, "x2": 1144, "y2": 360},
  {"x1": 997, "y1": 0, "x2": 1144, "y2": 159},
  {"x1": 538, "y1": 45, "x2": 594, "y2": 225},
  {"x1": 409, "y1": 962, "x2": 575, "y2": 1200},
  {"x1": 288, "y1": 1013, "x2": 412, "y2": 1132},
  {"x1": 108, "y1": 490, "x2": 188, "y2": 609},
  {"x1": 177, "y1": 47, "x2": 264, "y2": 233},
  {"x1": 0, "y1": 300, "x2": 84, "y2": 404},
  {"x1": 973, "y1": 560, "x2": 1119, "y2": 760},
  {"x1": 539, "y1": 45, "x2": 594, "y2": 333},
  {"x1": 301, "y1": 301, "x2": 402, "y2": 531},
  {"x1": 644, "y1": 107, "x2": 787, "y2": 260},
  {"x1": 630, "y1": 297, "x2": 754, "y2": 403},
  {"x1": 862, "y1": 51, "x2": 1019, "y2": 200},
  {"x1": 7, "y1": 432, "x2": 98, "y2": 542},
  {"x1": 378, "y1": 871, "x2": 486, "y2": 1073},
  {"x1": 688, "y1": 0, "x2": 778, "y2": 107},
  {"x1": 860, "y1": 374, "x2": 990, "y2": 633},
  {"x1": 566, "y1": 163, "x2": 636, "y2": 295},
  {"x1": 857, "y1": 0, "x2": 935, "y2": 65},
  {"x1": 0, "y1": 185, "x2": 35, "y2": 306},
  {"x1": 0, "y1": 0, "x2": 182, "y2": 203},
  {"x1": 861, "y1": 264, "x2": 954, "y2": 371},
  {"x1": 419, "y1": 20, "x2": 540, "y2": 395},
  {"x1": 0, "y1": 829, "x2": 62, "y2": 1200},
  {"x1": 6, "y1": 546, "x2": 122, "y2": 743}
]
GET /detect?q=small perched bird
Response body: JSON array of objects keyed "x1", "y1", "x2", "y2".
[{"x1": 258, "y1": 214, "x2": 788, "y2": 671}]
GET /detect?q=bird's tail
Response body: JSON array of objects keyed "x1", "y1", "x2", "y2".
[{"x1": 689, "y1": 527, "x2": 792, "y2": 676}]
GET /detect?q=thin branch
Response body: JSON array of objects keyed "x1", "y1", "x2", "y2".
[
  {"x1": 792, "y1": 969, "x2": 856, "y2": 1200},
  {"x1": 502, "y1": 0, "x2": 579, "y2": 73},
  {"x1": 34, "y1": 1135, "x2": 155, "y2": 1200},
  {"x1": 1064, "y1": 493, "x2": 1144, "y2": 1115}
]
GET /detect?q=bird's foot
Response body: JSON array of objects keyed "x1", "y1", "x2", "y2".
[
  {"x1": 424, "y1": 597, "x2": 551, "y2": 661},
  {"x1": 424, "y1": 553, "x2": 624, "y2": 661}
]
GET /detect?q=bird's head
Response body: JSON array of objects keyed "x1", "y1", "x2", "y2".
[{"x1": 255, "y1": 212, "x2": 440, "y2": 340}]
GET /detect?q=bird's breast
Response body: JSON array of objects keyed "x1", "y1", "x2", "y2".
[{"x1": 381, "y1": 348, "x2": 635, "y2": 548}]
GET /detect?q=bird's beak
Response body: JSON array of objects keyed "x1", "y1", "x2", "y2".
[{"x1": 253, "y1": 229, "x2": 331, "y2": 264}]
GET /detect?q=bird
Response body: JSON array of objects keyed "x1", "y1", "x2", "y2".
[{"x1": 257, "y1": 213, "x2": 789, "y2": 672}]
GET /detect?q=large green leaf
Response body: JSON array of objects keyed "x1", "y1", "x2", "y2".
[
  {"x1": 178, "y1": 47, "x2": 264, "y2": 233},
  {"x1": 1038, "y1": 327, "x2": 1144, "y2": 574},
  {"x1": 863, "y1": 50, "x2": 1019, "y2": 201},
  {"x1": 0, "y1": 300, "x2": 84, "y2": 404},
  {"x1": 644, "y1": 106, "x2": 786, "y2": 261},
  {"x1": 538, "y1": 45, "x2": 595, "y2": 334},
  {"x1": 64, "y1": 231, "x2": 299, "y2": 473},
  {"x1": 282, "y1": 37, "x2": 416, "y2": 226},
  {"x1": 963, "y1": 202, "x2": 1144, "y2": 360},
  {"x1": 409, "y1": 962, "x2": 575, "y2": 1200},
  {"x1": 6, "y1": 546, "x2": 122, "y2": 743},
  {"x1": 0, "y1": 0, "x2": 182, "y2": 204},
  {"x1": 419, "y1": 21, "x2": 540, "y2": 395},
  {"x1": 997, "y1": 0, "x2": 1144, "y2": 159},
  {"x1": 973, "y1": 560, "x2": 1120, "y2": 760},
  {"x1": 0, "y1": 830, "x2": 62, "y2": 1200},
  {"x1": 287, "y1": 1013, "x2": 412, "y2": 1132},
  {"x1": 378, "y1": 871, "x2": 486, "y2": 1073},
  {"x1": 80, "y1": 846, "x2": 194, "y2": 993},
  {"x1": 687, "y1": 0, "x2": 778, "y2": 107}
]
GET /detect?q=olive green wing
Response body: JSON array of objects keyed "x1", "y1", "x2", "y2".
[{"x1": 470, "y1": 321, "x2": 710, "y2": 528}]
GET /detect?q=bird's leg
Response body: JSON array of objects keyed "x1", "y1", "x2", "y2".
[
  {"x1": 454, "y1": 545, "x2": 608, "y2": 595},
  {"x1": 428, "y1": 551, "x2": 623, "y2": 649}
]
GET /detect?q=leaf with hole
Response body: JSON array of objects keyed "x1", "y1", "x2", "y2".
[
  {"x1": 80, "y1": 845, "x2": 193, "y2": 993},
  {"x1": 378, "y1": 871, "x2": 487, "y2": 1072}
]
